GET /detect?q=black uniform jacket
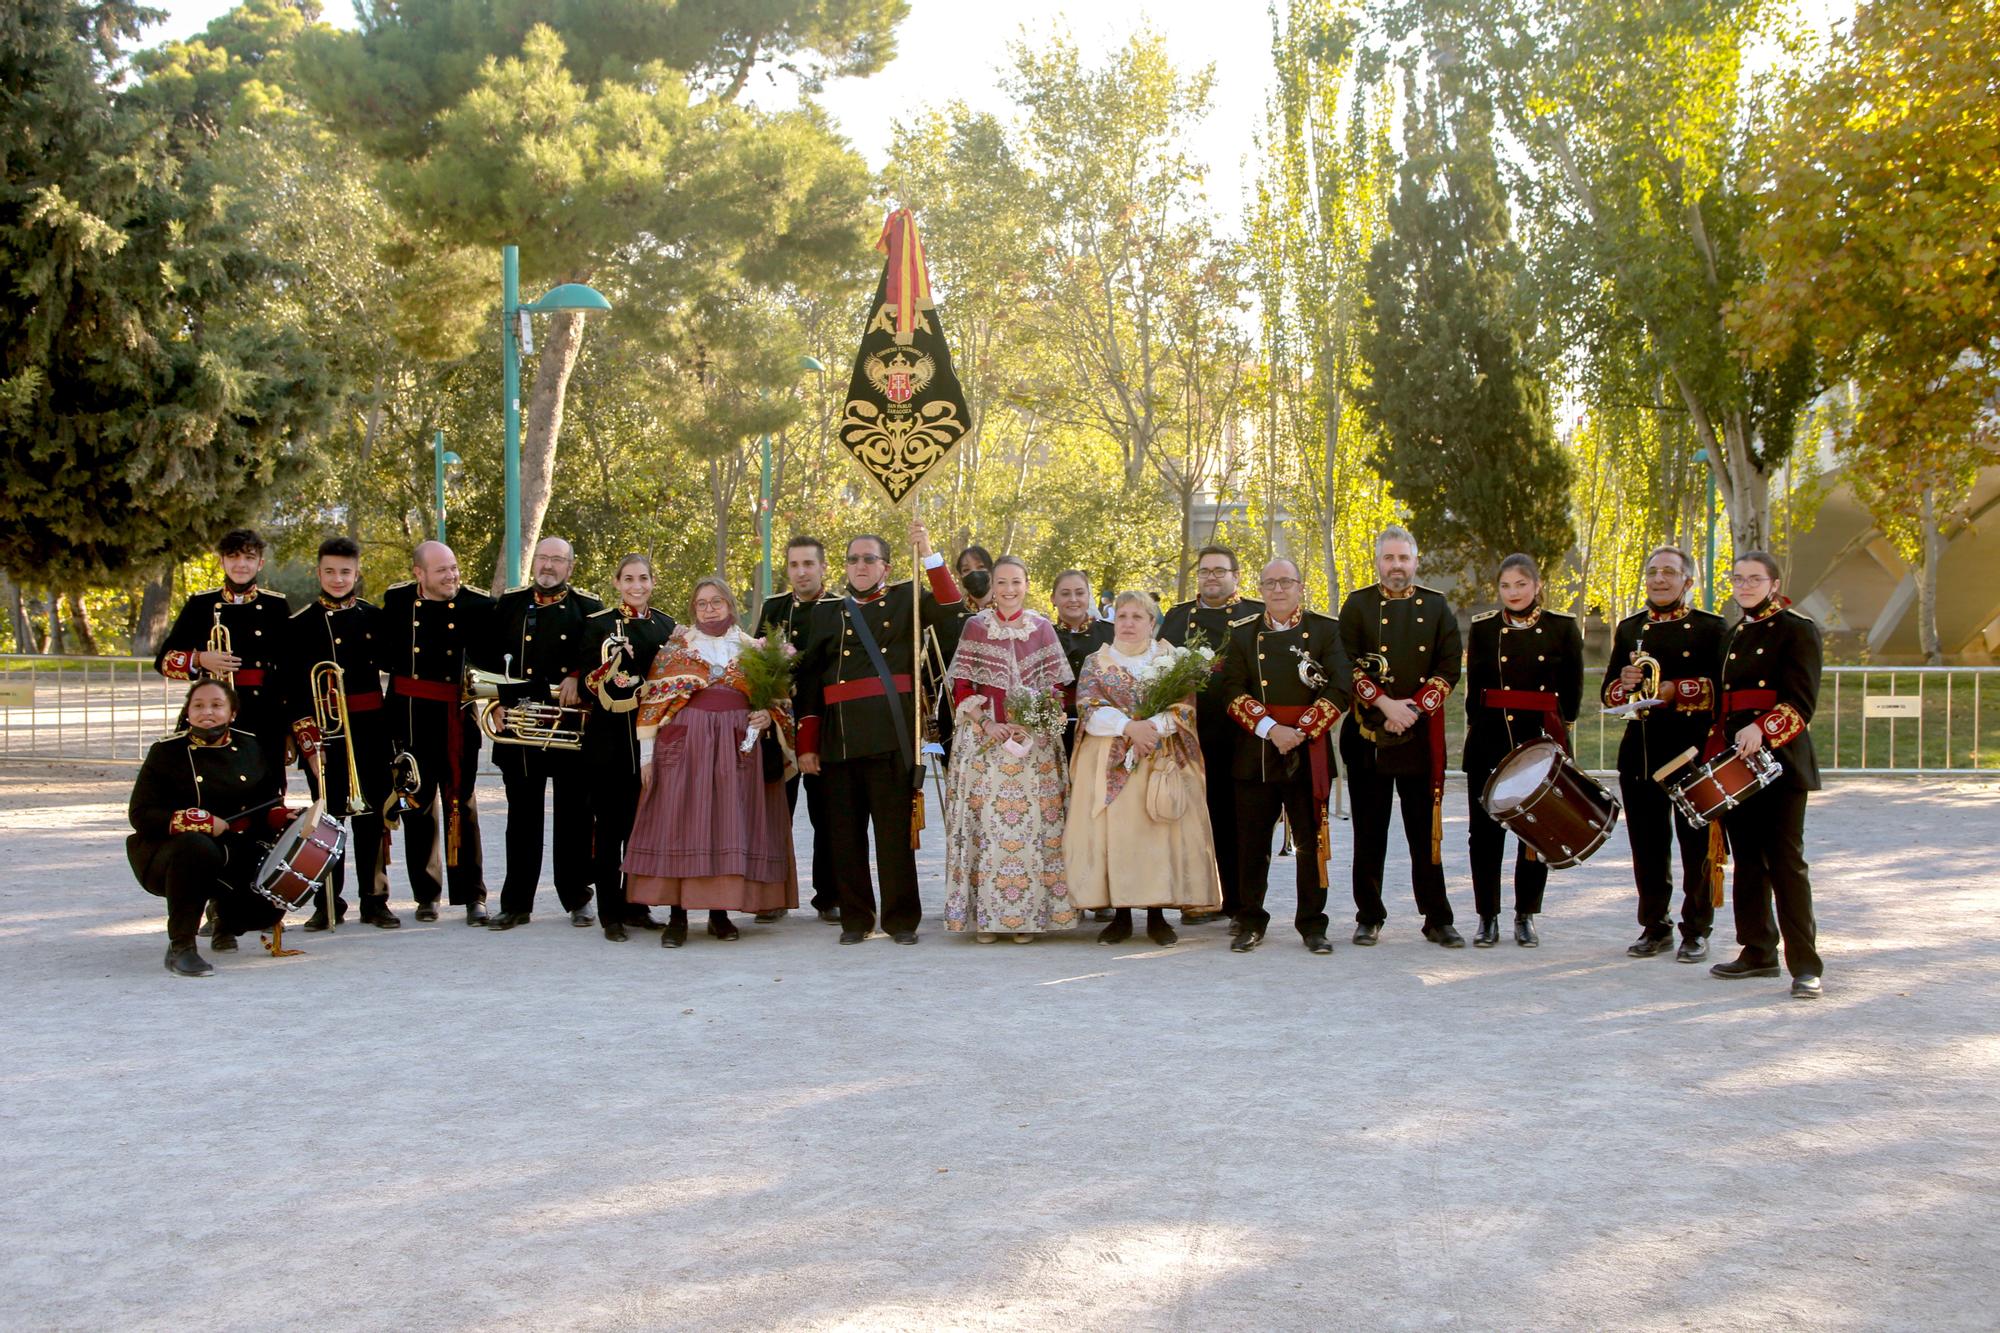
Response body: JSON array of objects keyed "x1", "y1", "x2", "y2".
[
  {"x1": 794, "y1": 565, "x2": 963, "y2": 765},
  {"x1": 155, "y1": 588, "x2": 293, "y2": 735},
  {"x1": 477, "y1": 585, "x2": 605, "y2": 701},
  {"x1": 1219, "y1": 610, "x2": 1350, "y2": 783},
  {"x1": 1461, "y1": 605, "x2": 1584, "y2": 774},
  {"x1": 285, "y1": 594, "x2": 390, "y2": 810},
  {"x1": 1598, "y1": 603, "x2": 1726, "y2": 782},
  {"x1": 127, "y1": 727, "x2": 287, "y2": 882},
  {"x1": 580, "y1": 605, "x2": 677, "y2": 777},
  {"x1": 1161, "y1": 595, "x2": 1265, "y2": 748},
  {"x1": 377, "y1": 580, "x2": 494, "y2": 766},
  {"x1": 757, "y1": 589, "x2": 834, "y2": 655},
  {"x1": 1336, "y1": 583, "x2": 1463, "y2": 776},
  {"x1": 1716, "y1": 599, "x2": 1822, "y2": 791},
  {"x1": 1053, "y1": 618, "x2": 1116, "y2": 710}
]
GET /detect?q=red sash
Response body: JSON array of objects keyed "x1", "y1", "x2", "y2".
[
  {"x1": 1481, "y1": 688, "x2": 1568, "y2": 749},
  {"x1": 825, "y1": 674, "x2": 913, "y2": 705},
  {"x1": 390, "y1": 675, "x2": 459, "y2": 703},
  {"x1": 232, "y1": 668, "x2": 268, "y2": 688}
]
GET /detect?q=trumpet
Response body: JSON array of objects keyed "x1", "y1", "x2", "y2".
[
  {"x1": 311, "y1": 661, "x2": 371, "y2": 816},
  {"x1": 1629, "y1": 642, "x2": 1662, "y2": 703},
  {"x1": 382, "y1": 750, "x2": 422, "y2": 829},
  {"x1": 463, "y1": 665, "x2": 586, "y2": 751},
  {"x1": 208, "y1": 607, "x2": 234, "y2": 685}
]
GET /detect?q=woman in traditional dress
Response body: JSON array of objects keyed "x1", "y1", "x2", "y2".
[
  {"x1": 624, "y1": 577, "x2": 798, "y2": 947},
  {"x1": 941, "y1": 555, "x2": 1077, "y2": 942},
  {"x1": 1063, "y1": 591, "x2": 1223, "y2": 948}
]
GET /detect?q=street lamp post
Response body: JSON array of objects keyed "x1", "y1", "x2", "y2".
[
  {"x1": 432, "y1": 431, "x2": 461, "y2": 545},
  {"x1": 500, "y1": 244, "x2": 612, "y2": 588},
  {"x1": 758, "y1": 354, "x2": 828, "y2": 606},
  {"x1": 1693, "y1": 447, "x2": 1719, "y2": 611}
]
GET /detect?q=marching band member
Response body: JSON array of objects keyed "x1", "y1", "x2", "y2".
[
  {"x1": 1161, "y1": 545, "x2": 1263, "y2": 929},
  {"x1": 623, "y1": 578, "x2": 798, "y2": 946},
  {"x1": 128, "y1": 680, "x2": 290, "y2": 975},
  {"x1": 1337, "y1": 526, "x2": 1463, "y2": 947},
  {"x1": 1601, "y1": 546, "x2": 1726, "y2": 962},
  {"x1": 581, "y1": 554, "x2": 676, "y2": 941},
  {"x1": 477, "y1": 536, "x2": 603, "y2": 931},
  {"x1": 287, "y1": 535, "x2": 395, "y2": 930},
  {"x1": 755, "y1": 536, "x2": 838, "y2": 924},
  {"x1": 380, "y1": 542, "x2": 495, "y2": 925},
  {"x1": 1219, "y1": 559, "x2": 1348, "y2": 954},
  {"x1": 1050, "y1": 569, "x2": 1115, "y2": 755},
  {"x1": 792, "y1": 525, "x2": 963, "y2": 946},
  {"x1": 153, "y1": 528, "x2": 292, "y2": 764},
  {"x1": 1710, "y1": 552, "x2": 1826, "y2": 999},
  {"x1": 1461, "y1": 554, "x2": 1583, "y2": 948}
]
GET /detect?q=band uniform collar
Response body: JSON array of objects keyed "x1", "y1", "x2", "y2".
[
  {"x1": 1058, "y1": 614, "x2": 1095, "y2": 632},
  {"x1": 851, "y1": 585, "x2": 886, "y2": 604},
  {"x1": 188, "y1": 726, "x2": 232, "y2": 748},
  {"x1": 220, "y1": 583, "x2": 258, "y2": 605},
  {"x1": 318, "y1": 590, "x2": 356, "y2": 611},
  {"x1": 1380, "y1": 583, "x2": 1416, "y2": 601},
  {"x1": 1744, "y1": 594, "x2": 1789, "y2": 623},
  {"x1": 1264, "y1": 608, "x2": 1303, "y2": 631},
  {"x1": 1197, "y1": 591, "x2": 1241, "y2": 611},
  {"x1": 533, "y1": 585, "x2": 570, "y2": 607},
  {"x1": 618, "y1": 602, "x2": 647, "y2": 620},
  {"x1": 1646, "y1": 602, "x2": 1691, "y2": 624},
  {"x1": 1503, "y1": 602, "x2": 1541, "y2": 629}
]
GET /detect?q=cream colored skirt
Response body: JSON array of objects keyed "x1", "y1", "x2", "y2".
[{"x1": 1062, "y1": 735, "x2": 1223, "y2": 910}]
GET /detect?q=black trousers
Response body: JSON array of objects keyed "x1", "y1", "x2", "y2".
[
  {"x1": 1722, "y1": 784, "x2": 1820, "y2": 976},
  {"x1": 397, "y1": 786, "x2": 487, "y2": 907},
  {"x1": 302, "y1": 760, "x2": 387, "y2": 910},
  {"x1": 589, "y1": 772, "x2": 642, "y2": 923},
  {"x1": 139, "y1": 835, "x2": 279, "y2": 946},
  {"x1": 1235, "y1": 777, "x2": 1329, "y2": 938},
  {"x1": 1465, "y1": 760, "x2": 1548, "y2": 918},
  {"x1": 823, "y1": 753, "x2": 921, "y2": 935},
  {"x1": 494, "y1": 745, "x2": 593, "y2": 916},
  {"x1": 1620, "y1": 773, "x2": 1715, "y2": 940},
  {"x1": 1197, "y1": 729, "x2": 1242, "y2": 917},
  {"x1": 785, "y1": 771, "x2": 837, "y2": 912},
  {"x1": 1343, "y1": 731, "x2": 1454, "y2": 927}
]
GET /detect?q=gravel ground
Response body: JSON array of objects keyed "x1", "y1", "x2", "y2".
[{"x1": 1, "y1": 766, "x2": 1995, "y2": 1332}]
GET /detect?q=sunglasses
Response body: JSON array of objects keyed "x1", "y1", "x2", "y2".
[{"x1": 845, "y1": 553, "x2": 885, "y2": 566}]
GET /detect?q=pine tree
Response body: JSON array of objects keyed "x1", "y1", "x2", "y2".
[{"x1": 1359, "y1": 70, "x2": 1574, "y2": 585}]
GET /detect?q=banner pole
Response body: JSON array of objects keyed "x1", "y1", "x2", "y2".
[{"x1": 910, "y1": 489, "x2": 925, "y2": 848}]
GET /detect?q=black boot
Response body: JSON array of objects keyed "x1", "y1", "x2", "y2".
[
  {"x1": 602, "y1": 921, "x2": 629, "y2": 942},
  {"x1": 1096, "y1": 908, "x2": 1134, "y2": 945},
  {"x1": 708, "y1": 911, "x2": 740, "y2": 941},
  {"x1": 1514, "y1": 914, "x2": 1539, "y2": 947},
  {"x1": 211, "y1": 929, "x2": 239, "y2": 952},
  {"x1": 164, "y1": 941, "x2": 213, "y2": 978},
  {"x1": 1473, "y1": 916, "x2": 1500, "y2": 948},
  {"x1": 1144, "y1": 908, "x2": 1177, "y2": 948},
  {"x1": 662, "y1": 908, "x2": 688, "y2": 948}
]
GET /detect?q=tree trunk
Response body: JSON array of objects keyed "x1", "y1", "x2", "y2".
[
  {"x1": 64, "y1": 592, "x2": 100, "y2": 656},
  {"x1": 1175, "y1": 487, "x2": 1194, "y2": 604},
  {"x1": 498, "y1": 311, "x2": 588, "y2": 592},
  {"x1": 1917, "y1": 487, "x2": 1943, "y2": 665},
  {"x1": 45, "y1": 589, "x2": 65, "y2": 655},
  {"x1": 3, "y1": 573, "x2": 36, "y2": 653},
  {"x1": 132, "y1": 571, "x2": 174, "y2": 658},
  {"x1": 353, "y1": 370, "x2": 384, "y2": 541}
]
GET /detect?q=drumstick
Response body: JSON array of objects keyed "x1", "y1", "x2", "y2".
[{"x1": 1651, "y1": 747, "x2": 1698, "y2": 784}]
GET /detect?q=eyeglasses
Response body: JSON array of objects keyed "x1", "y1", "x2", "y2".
[
  {"x1": 1259, "y1": 577, "x2": 1301, "y2": 590},
  {"x1": 1197, "y1": 566, "x2": 1233, "y2": 577},
  {"x1": 844, "y1": 554, "x2": 884, "y2": 566},
  {"x1": 1728, "y1": 573, "x2": 1772, "y2": 586}
]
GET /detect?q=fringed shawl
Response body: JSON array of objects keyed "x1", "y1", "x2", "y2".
[
  {"x1": 943, "y1": 609, "x2": 1073, "y2": 699},
  {"x1": 1074, "y1": 639, "x2": 1201, "y2": 809}
]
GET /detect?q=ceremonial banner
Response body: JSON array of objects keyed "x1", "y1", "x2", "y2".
[{"x1": 838, "y1": 209, "x2": 969, "y2": 506}]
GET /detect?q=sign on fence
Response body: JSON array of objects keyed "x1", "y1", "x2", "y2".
[
  {"x1": 0, "y1": 682, "x2": 34, "y2": 707},
  {"x1": 1863, "y1": 695, "x2": 1923, "y2": 719}
]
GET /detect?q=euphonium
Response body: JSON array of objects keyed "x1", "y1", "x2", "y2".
[
  {"x1": 311, "y1": 660, "x2": 371, "y2": 816},
  {"x1": 207, "y1": 606, "x2": 234, "y2": 685},
  {"x1": 462, "y1": 666, "x2": 586, "y2": 751}
]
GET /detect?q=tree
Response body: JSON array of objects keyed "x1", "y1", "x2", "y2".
[
  {"x1": 1731, "y1": 0, "x2": 2000, "y2": 661},
  {"x1": 1360, "y1": 67, "x2": 1573, "y2": 585},
  {"x1": 298, "y1": 3, "x2": 894, "y2": 587},
  {"x1": 0, "y1": 0, "x2": 337, "y2": 595}
]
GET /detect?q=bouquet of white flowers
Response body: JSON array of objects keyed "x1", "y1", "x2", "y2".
[
  {"x1": 999, "y1": 686, "x2": 1067, "y2": 757},
  {"x1": 1124, "y1": 630, "x2": 1219, "y2": 770}
]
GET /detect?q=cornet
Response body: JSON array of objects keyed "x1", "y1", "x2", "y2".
[
  {"x1": 1608, "y1": 639, "x2": 1666, "y2": 720},
  {"x1": 207, "y1": 606, "x2": 234, "y2": 685},
  {"x1": 311, "y1": 661, "x2": 371, "y2": 815},
  {"x1": 382, "y1": 750, "x2": 422, "y2": 828}
]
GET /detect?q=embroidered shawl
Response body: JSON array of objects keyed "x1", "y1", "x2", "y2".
[
  {"x1": 943, "y1": 608, "x2": 1073, "y2": 701},
  {"x1": 1074, "y1": 639, "x2": 1201, "y2": 808}
]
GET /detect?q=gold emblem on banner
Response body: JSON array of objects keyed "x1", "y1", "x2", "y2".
[{"x1": 838, "y1": 398, "x2": 966, "y2": 505}]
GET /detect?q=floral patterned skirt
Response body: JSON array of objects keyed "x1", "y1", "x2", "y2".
[{"x1": 941, "y1": 726, "x2": 1077, "y2": 933}]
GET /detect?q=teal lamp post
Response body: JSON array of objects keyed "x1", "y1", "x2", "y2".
[
  {"x1": 502, "y1": 245, "x2": 612, "y2": 588},
  {"x1": 758, "y1": 354, "x2": 828, "y2": 605}
]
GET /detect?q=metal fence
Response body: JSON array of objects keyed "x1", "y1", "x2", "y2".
[{"x1": 3, "y1": 655, "x2": 1996, "y2": 774}]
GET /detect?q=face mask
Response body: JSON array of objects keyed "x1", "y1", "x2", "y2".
[
  {"x1": 189, "y1": 721, "x2": 229, "y2": 743},
  {"x1": 696, "y1": 612, "x2": 734, "y2": 637},
  {"x1": 961, "y1": 568, "x2": 991, "y2": 598}
]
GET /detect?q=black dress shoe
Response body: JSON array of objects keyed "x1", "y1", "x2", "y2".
[
  {"x1": 625, "y1": 910, "x2": 663, "y2": 930},
  {"x1": 303, "y1": 897, "x2": 347, "y2": 932},
  {"x1": 1304, "y1": 934, "x2": 1333, "y2": 955},
  {"x1": 1473, "y1": 916, "x2": 1500, "y2": 948},
  {"x1": 361, "y1": 902, "x2": 401, "y2": 929},
  {"x1": 1353, "y1": 922, "x2": 1381, "y2": 946},
  {"x1": 1145, "y1": 912, "x2": 1178, "y2": 948},
  {"x1": 211, "y1": 931, "x2": 239, "y2": 952},
  {"x1": 1422, "y1": 923, "x2": 1466, "y2": 948},
  {"x1": 838, "y1": 929, "x2": 868, "y2": 945},
  {"x1": 1096, "y1": 912, "x2": 1134, "y2": 945},
  {"x1": 602, "y1": 922, "x2": 629, "y2": 942},
  {"x1": 1676, "y1": 935, "x2": 1709, "y2": 963},
  {"x1": 198, "y1": 904, "x2": 217, "y2": 938},
  {"x1": 1514, "y1": 914, "x2": 1539, "y2": 948},
  {"x1": 708, "y1": 915, "x2": 741, "y2": 941},
  {"x1": 816, "y1": 908, "x2": 842, "y2": 923},
  {"x1": 753, "y1": 909, "x2": 788, "y2": 923},
  {"x1": 1230, "y1": 928, "x2": 1265, "y2": 953},
  {"x1": 1710, "y1": 955, "x2": 1781, "y2": 979},
  {"x1": 1791, "y1": 974, "x2": 1823, "y2": 999},
  {"x1": 1226, "y1": 917, "x2": 1244, "y2": 937},
  {"x1": 414, "y1": 901, "x2": 440, "y2": 923},
  {"x1": 164, "y1": 945, "x2": 213, "y2": 977},
  {"x1": 661, "y1": 918, "x2": 688, "y2": 948},
  {"x1": 465, "y1": 903, "x2": 490, "y2": 927},
  {"x1": 569, "y1": 908, "x2": 594, "y2": 927},
  {"x1": 1092, "y1": 908, "x2": 1116, "y2": 922},
  {"x1": 1627, "y1": 931, "x2": 1675, "y2": 958},
  {"x1": 891, "y1": 930, "x2": 919, "y2": 945},
  {"x1": 486, "y1": 911, "x2": 531, "y2": 931}
]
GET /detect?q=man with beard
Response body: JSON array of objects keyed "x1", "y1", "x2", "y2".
[
  {"x1": 1337, "y1": 526, "x2": 1463, "y2": 947},
  {"x1": 755, "y1": 536, "x2": 839, "y2": 923},
  {"x1": 792, "y1": 524, "x2": 963, "y2": 945},
  {"x1": 1160, "y1": 546, "x2": 1264, "y2": 929},
  {"x1": 287, "y1": 535, "x2": 396, "y2": 929},
  {"x1": 478, "y1": 536, "x2": 603, "y2": 930},
  {"x1": 380, "y1": 542, "x2": 497, "y2": 925},
  {"x1": 154, "y1": 528, "x2": 293, "y2": 765},
  {"x1": 1601, "y1": 546, "x2": 1726, "y2": 962}
]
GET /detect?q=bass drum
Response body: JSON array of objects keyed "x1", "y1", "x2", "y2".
[
  {"x1": 1479, "y1": 738, "x2": 1621, "y2": 869},
  {"x1": 252, "y1": 806, "x2": 346, "y2": 913}
]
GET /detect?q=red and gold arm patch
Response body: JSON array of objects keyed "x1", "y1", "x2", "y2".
[
  {"x1": 160, "y1": 649, "x2": 195, "y2": 681},
  {"x1": 1416, "y1": 678, "x2": 1451, "y2": 714},
  {"x1": 168, "y1": 807, "x2": 218, "y2": 836},
  {"x1": 291, "y1": 718, "x2": 323, "y2": 754},
  {"x1": 1758, "y1": 703, "x2": 1806, "y2": 747},
  {"x1": 1227, "y1": 696, "x2": 1270, "y2": 732},
  {"x1": 1296, "y1": 699, "x2": 1340, "y2": 739},
  {"x1": 1352, "y1": 674, "x2": 1383, "y2": 705}
]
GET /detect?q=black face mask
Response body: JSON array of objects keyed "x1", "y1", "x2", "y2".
[
  {"x1": 961, "y1": 568, "x2": 991, "y2": 598},
  {"x1": 189, "y1": 721, "x2": 229, "y2": 744}
]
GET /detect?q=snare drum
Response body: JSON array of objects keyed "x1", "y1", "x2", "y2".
[
  {"x1": 1654, "y1": 747, "x2": 1782, "y2": 827},
  {"x1": 1479, "y1": 739, "x2": 1621, "y2": 869},
  {"x1": 252, "y1": 807, "x2": 346, "y2": 913}
]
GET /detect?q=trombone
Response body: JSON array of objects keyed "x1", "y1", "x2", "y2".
[
  {"x1": 208, "y1": 606, "x2": 234, "y2": 685},
  {"x1": 311, "y1": 661, "x2": 371, "y2": 815}
]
